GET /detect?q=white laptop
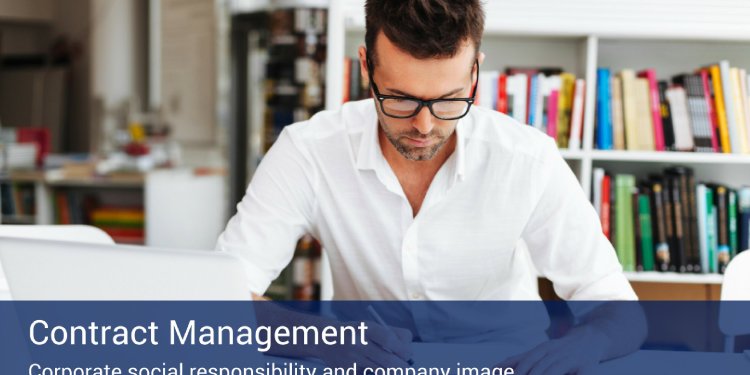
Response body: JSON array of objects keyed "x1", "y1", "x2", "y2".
[{"x1": 0, "y1": 236, "x2": 251, "y2": 300}]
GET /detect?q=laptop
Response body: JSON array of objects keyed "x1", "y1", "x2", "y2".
[{"x1": 0, "y1": 236, "x2": 251, "y2": 300}]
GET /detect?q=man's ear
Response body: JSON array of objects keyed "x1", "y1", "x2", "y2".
[
  {"x1": 358, "y1": 45, "x2": 369, "y2": 84},
  {"x1": 477, "y1": 51, "x2": 486, "y2": 66}
]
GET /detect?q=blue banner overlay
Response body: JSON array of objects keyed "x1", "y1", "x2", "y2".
[{"x1": 1, "y1": 301, "x2": 749, "y2": 375}]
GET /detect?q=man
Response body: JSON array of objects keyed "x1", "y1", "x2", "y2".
[{"x1": 217, "y1": 0, "x2": 644, "y2": 372}]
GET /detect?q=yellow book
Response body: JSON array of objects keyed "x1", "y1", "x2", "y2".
[
  {"x1": 731, "y1": 68, "x2": 749, "y2": 154},
  {"x1": 620, "y1": 70, "x2": 639, "y2": 151},
  {"x1": 634, "y1": 78, "x2": 655, "y2": 151},
  {"x1": 556, "y1": 73, "x2": 575, "y2": 149},
  {"x1": 710, "y1": 65, "x2": 731, "y2": 153},
  {"x1": 611, "y1": 76, "x2": 626, "y2": 150}
]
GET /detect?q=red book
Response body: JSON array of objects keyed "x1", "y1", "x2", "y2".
[
  {"x1": 547, "y1": 90, "x2": 559, "y2": 139},
  {"x1": 16, "y1": 127, "x2": 50, "y2": 167},
  {"x1": 601, "y1": 174, "x2": 611, "y2": 239},
  {"x1": 342, "y1": 58, "x2": 352, "y2": 103},
  {"x1": 699, "y1": 68, "x2": 720, "y2": 152},
  {"x1": 637, "y1": 69, "x2": 666, "y2": 151},
  {"x1": 497, "y1": 74, "x2": 508, "y2": 114}
]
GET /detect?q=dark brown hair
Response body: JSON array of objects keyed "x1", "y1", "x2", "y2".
[{"x1": 365, "y1": 0, "x2": 485, "y2": 68}]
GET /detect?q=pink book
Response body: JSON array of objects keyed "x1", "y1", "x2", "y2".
[
  {"x1": 699, "y1": 69, "x2": 720, "y2": 152},
  {"x1": 637, "y1": 69, "x2": 666, "y2": 151},
  {"x1": 547, "y1": 90, "x2": 559, "y2": 140}
]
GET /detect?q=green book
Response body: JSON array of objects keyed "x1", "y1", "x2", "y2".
[
  {"x1": 639, "y1": 193, "x2": 655, "y2": 271},
  {"x1": 706, "y1": 187, "x2": 716, "y2": 273},
  {"x1": 615, "y1": 175, "x2": 636, "y2": 271},
  {"x1": 729, "y1": 190, "x2": 738, "y2": 257}
]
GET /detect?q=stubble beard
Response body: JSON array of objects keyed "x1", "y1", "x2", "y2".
[{"x1": 379, "y1": 120, "x2": 451, "y2": 161}]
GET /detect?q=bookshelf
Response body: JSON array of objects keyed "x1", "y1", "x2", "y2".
[
  {"x1": 0, "y1": 168, "x2": 225, "y2": 250},
  {"x1": 324, "y1": 0, "x2": 750, "y2": 299}
]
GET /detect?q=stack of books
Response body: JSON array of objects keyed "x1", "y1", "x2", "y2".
[
  {"x1": 476, "y1": 67, "x2": 586, "y2": 150},
  {"x1": 596, "y1": 61, "x2": 750, "y2": 153},
  {"x1": 89, "y1": 207, "x2": 145, "y2": 245},
  {"x1": 592, "y1": 167, "x2": 750, "y2": 274}
]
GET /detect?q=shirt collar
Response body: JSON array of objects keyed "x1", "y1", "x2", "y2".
[{"x1": 355, "y1": 103, "x2": 467, "y2": 180}]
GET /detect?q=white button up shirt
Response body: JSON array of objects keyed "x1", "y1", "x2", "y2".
[{"x1": 216, "y1": 99, "x2": 636, "y2": 301}]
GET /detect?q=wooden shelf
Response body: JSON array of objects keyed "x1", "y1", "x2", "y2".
[
  {"x1": 589, "y1": 150, "x2": 750, "y2": 165},
  {"x1": 624, "y1": 271, "x2": 724, "y2": 285}
]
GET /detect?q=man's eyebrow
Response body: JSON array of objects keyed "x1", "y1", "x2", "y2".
[{"x1": 385, "y1": 87, "x2": 465, "y2": 99}]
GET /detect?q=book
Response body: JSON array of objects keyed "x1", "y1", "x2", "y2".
[
  {"x1": 596, "y1": 68, "x2": 613, "y2": 150},
  {"x1": 665, "y1": 86, "x2": 696, "y2": 151},
  {"x1": 507, "y1": 73, "x2": 528, "y2": 123},
  {"x1": 633, "y1": 185, "x2": 643, "y2": 271},
  {"x1": 620, "y1": 70, "x2": 639, "y2": 151},
  {"x1": 615, "y1": 174, "x2": 636, "y2": 271},
  {"x1": 665, "y1": 168, "x2": 696, "y2": 273},
  {"x1": 729, "y1": 189, "x2": 738, "y2": 257},
  {"x1": 602, "y1": 174, "x2": 612, "y2": 240},
  {"x1": 497, "y1": 74, "x2": 508, "y2": 114},
  {"x1": 730, "y1": 67, "x2": 749, "y2": 153},
  {"x1": 719, "y1": 60, "x2": 746, "y2": 153},
  {"x1": 657, "y1": 81, "x2": 676, "y2": 150},
  {"x1": 638, "y1": 69, "x2": 666, "y2": 151},
  {"x1": 593, "y1": 168, "x2": 605, "y2": 217},
  {"x1": 525, "y1": 74, "x2": 536, "y2": 124},
  {"x1": 677, "y1": 74, "x2": 714, "y2": 152},
  {"x1": 698, "y1": 69, "x2": 720, "y2": 152},
  {"x1": 687, "y1": 170, "x2": 701, "y2": 272},
  {"x1": 715, "y1": 185, "x2": 730, "y2": 273},
  {"x1": 650, "y1": 179, "x2": 670, "y2": 271},
  {"x1": 547, "y1": 90, "x2": 559, "y2": 139},
  {"x1": 478, "y1": 70, "x2": 499, "y2": 110},
  {"x1": 697, "y1": 184, "x2": 710, "y2": 273},
  {"x1": 568, "y1": 79, "x2": 586, "y2": 150},
  {"x1": 739, "y1": 187, "x2": 750, "y2": 252},
  {"x1": 709, "y1": 64, "x2": 732, "y2": 153},
  {"x1": 612, "y1": 76, "x2": 626, "y2": 150},
  {"x1": 634, "y1": 78, "x2": 655, "y2": 150},
  {"x1": 638, "y1": 184, "x2": 655, "y2": 271},
  {"x1": 708, "y1": 189, "x2": 718, "y2": 273},
  {"x1": 557, "y1": 73, "x2": 576, "y2": 148}
]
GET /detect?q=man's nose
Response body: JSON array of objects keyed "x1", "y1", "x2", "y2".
[{"x1": 411, "y1": 106, "x2": 435, "y2": 135}]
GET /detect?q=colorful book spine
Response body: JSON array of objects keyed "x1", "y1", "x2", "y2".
[
  {"x1": 612, "y1": 76, "x2": 626, "y2": 150},
  {"x1": 651, "y1": 180, "x2": 670, "y2": 271},
  {"x1": 615, "y1": 174, "x2": 636, "y2": 272},
  {"x1": 602, "y1": 174, "x2": 612, "y2": 240},
  {"x1": 729, "y1": 190, "x2": 738, "y2": 257},
  {"x1": 657, "y1": 81, "x2": 676, "y2": 150},
  {"x1": 639, "y1": 187, "x2": 655, "y2": 271},
  {"x1": 699, "y1": 69, "x2": 720, "y2": 152},
  {"x1": 697, "y1": 184, "x2": 709, "y2": 273},
  {"x1": 596, "y1": 68, "x2": 613, "y2": 150},
  {"x1": 716, "y1": 186, "x2": 730, "y2": 273},
  {"x1": 568, "y1": 79, "x2": 586, "y2": 151},
  {"x1": 547, "y1": 90, "x2": 559, "y2": 139},
  {"x1": 740, "y1": 187, "x2": 750, "y2": 252},
  {"x1": 638, "y1": 69, "x2": 666, "y2": 151},
  {"x1": 719, "y1": 61, "x2": 744, "y2": 153},
  {"x1": 710, "y1": 65, "x2": 732, "y2": 153},
  {"x1": 557, "y1": 73, "x2": 576, "y2": 148}
]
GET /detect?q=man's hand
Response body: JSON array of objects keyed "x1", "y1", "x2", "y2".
[
  {"x1": 495, "y1": 325, "x2": 608, "y2": 375},
  {"x1": 313, "y1": 321, "x2": 414, "y2": 370}
]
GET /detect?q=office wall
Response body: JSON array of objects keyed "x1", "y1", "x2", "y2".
[{"x1": 0, "y1": 0, "x2": 54, "y2": 23}]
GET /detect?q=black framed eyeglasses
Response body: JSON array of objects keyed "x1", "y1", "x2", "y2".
[{"x1": 366, "y1": 57, "x2": 479, "y2": 121}]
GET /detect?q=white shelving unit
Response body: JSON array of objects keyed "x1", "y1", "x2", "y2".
[{"x1": 324, "y1": 0, "x2": 750, "y2": 292}]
